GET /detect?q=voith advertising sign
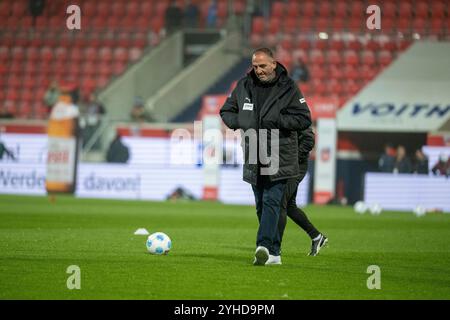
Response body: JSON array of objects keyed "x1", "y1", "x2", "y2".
[{"x1": 337, "y1": 42, "x2": 450, "y2": 132}]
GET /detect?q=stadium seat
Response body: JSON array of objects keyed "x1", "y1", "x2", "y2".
[
  {"x1": 344, "y1": 50, "x2": 359, "y2": 66},
  {"x1": 378, "y1": 50, "x2": 393, "y2": 67},
  {"x1": 334, "y1": 2, "x2": 348, "y2": 18},
  {"x1": 286, "y1": 1, "x2": 300, "y2": 18},
  {"x1": 271, "y1": 2, "x2": 285, "y2": 18},
  {"x1": 317, "y1": 1, "x2": 332, "y2": 17},
  {"x1": 128, "y1": 48, "x2": 142, "y2": 62},
  {"x1": 310, "y1": 49, "x2": 325, "y2": 64},
  {"x1": 415, "y1": 1, "x2": 429, "y2": 19},
  {"x1": 252, "y1": 17, "x2": 265, "y2": 35},
  {"x1": 301, "y1": 1, "x2": 315, "y2": 17},
  {"x1": 268, "y1": 17, "x2": 281, "y2": 35},
  {"x1": 361, "y1": 50, "x2": 376, "y2": 66},
  {"x1": 283, "y1": 18, "x2": 298, "y2": 34}
]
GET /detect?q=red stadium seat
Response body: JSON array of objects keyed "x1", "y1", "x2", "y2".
[
  {"x1": 0, "y1": 47, "x2": 9, "y2": 61},
  {"x1": 349, "y1": 1, "x2": 365, "y2": 19},
  {"x1": 412, "y1": 18, "x2": 427, "y2": 35},
  {"x1": 344, "y1": 50, "x2": 359, "y2": 66},
  {"x1": 378, "y1": 50, "x2": 393, "y2": 67},
  {"x1": 347, "y1": 39, "x2": 362, "y2": 51},
  {"x1": 365, "y1": 39, "x2": 380, "y2": 51},
  {"x1": 99, "y1": 47, "x2": 113, "y2": 63},
  {"x1": 54, "y1": 47, "x2": 68, "y2": 60},
  {"x1": 334, "y1": 2, "x2": 348, "y2": 18},
  {"x1": 309, "y1": 65, "x2": 326, "y2": 80},
  {"x1": 328, "y1": 79, "x2": 344, "y2": 95},
  {"x1": 271, "y1": 2, "x2": 285, "y2": 18},
  {"x1": 252, "y1": 17, "x2": 265, "y2": 35},
  {"x1": 150, "y1": 17, "x2": 164, "y2": 34},
  {"x1": 298, "y1": 17, "x2": 314, "y2": 30},
  {"x1": 310, "y1": 49, "x2": 325, "y2": 64},
  {"x1": 330, "y1": 16, "x2": 346, "y2": 30},
  {"x1": 301, "y1": 1, "x2": 315, "y2": 17},
  {"x1": 26, "y1": 47, "x2": 39, "y2": 62},
  {"x1": 217, "y1": 1, "x2": 227, "y2": 19},
  {"x1": 113, "y1": 61, "x2": 126, "y2": 76},
  {"x1": 343, "y1": 65, "x2": 359, "y2": 81},
  {"x1": 83, "y1": 2, "x2": 97, "y2": 17},
  {"x1": 396, "y1": 18, "x2": 411, "y2": 33},
  {"x1": 126, "y1": 2, "x2": 140, "y2": 18},
  {"x1": 283, "y1": 17, "x2": 298, "y2": 34},
  {"x1": 315, "y1": 17, "x2": 329, "y2": 31},
  {"x1": 69, "y1": 48, "x2": 83, "y2": 62},
  {"x1": 329, "y1": 66, "x2": 344, "y2": 80},
  {"x1": 327, "y1": 50, "x2": 342, "y2": 65},
  {"x1": 361, "y1": 50, "x2": 376, "y2": 66},
  {"x1": 317, "y1": 1, "x2": 332, "y2": 17},
  {"x1": 415, "y1": 1, "x2": 429, "y2": 19},
  {"x1": 329, "y1": 38, "x2": 345, "y2": 50},
  {"x1": 114, "y1": 48, "x2": 128, "y2": 63},
  {"x1": 96, "y1": 2, "x2": 110, "y2": 18},
  {"x1": 12, "y1": 2, "x2": 27, "y2": 17},
  {"x1": 430, "y1": 1, "x2": 445, "y2": 18},
  {"x1": 268, "y1": 17, "x2": 281, "y2": 35},
  {"x1": 381, "y1": 2, "x2": 396, "y2": 18},
  {"x1": 129, "y1": 47, "x2": 143, "y2": 61},
  {"x1": 21, "y1": 91, "x2": 34, "y2": 102},
  {"x1": 286, "y1": 1, "x2": 300, "y2": 18}
]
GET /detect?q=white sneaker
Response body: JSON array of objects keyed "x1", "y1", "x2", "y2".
[
  {"x1": 265, "y1": 255, "x2": 282, "y2": 265},
  {"x1": 253, "y1": 246, "x2": 269, "y2": 266}
]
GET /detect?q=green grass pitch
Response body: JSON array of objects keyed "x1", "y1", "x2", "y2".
[{"x1": 0, "y1": 194, "x2": 449, "y2": 300}]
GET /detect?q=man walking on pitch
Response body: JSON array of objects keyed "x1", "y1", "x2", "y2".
[{"x1": 220, "y1": 48, "x2": 312, "y2": 265}]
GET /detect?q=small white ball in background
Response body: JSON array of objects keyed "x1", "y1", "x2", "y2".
[
  {"x1": 413, "y1": 206, "x2": 427, "y2": 217},
  {"x1": 354, "y1": 201, "x2": 367, "y2": 214},
  {"x1": 369, "y1": 203, "x2": 382, "y2": 215}
]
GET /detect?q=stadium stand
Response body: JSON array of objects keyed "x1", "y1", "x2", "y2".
[
  {"x1": 0, "y1": 0, "x2": 244, "y2": 119},
  {"x1": 250, "y1": 0, "x2": 449, "y2": 109},
  {"x1": 0, "y1": 0, "x2": 449, "y2": 121}
]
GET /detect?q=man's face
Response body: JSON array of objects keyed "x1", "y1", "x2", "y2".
[{"x1": 252, "y1": 52, "x2": 276, "y2": 82}]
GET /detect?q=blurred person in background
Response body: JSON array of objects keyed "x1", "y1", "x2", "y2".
[
  {"x1": 106, "y1": 133, "x2": 129, "y2": 164},
  {"x1": 44, "y1": 80, "x2": 60, "y2": 113},
  {"x1": 413, "y1": 148, "x2": 429, "y2": 174},
  {"x1": 206, "y1": 0, "x2": 217, "y2": 28},
  {"x1": 184, "y1": 0, "x2": 200, "y2": 28},
  {"x1": 277, "y1": 126, "x2": 328, "y2": 257},
  {"x1": 165, "y1": 0, "x2": 183, "y2": 35},
  {"x1": 393, "y1": 145, "x2": 412, "y2": 174},
  {"x1": 0, "y1": 137, "x2": 17, "y2": 161},
  {"x1": 29, "y1": 0, "x2": 45, "y2": 27},
  {"x1": 378, "y1": 143, "x2": 396, "y2": 173},
  {"x1": 432, "y1": 154, "x2": 450, "y2": 177},
  {"x1": 291, "y1": 58, "x2": 310, "y2": 83},
  {"x1": 81, "y1": 94, "x2": 106, "y2": 149},
  {"x1": 130, "y1": 96, "x2": 154, "y2": 123}
]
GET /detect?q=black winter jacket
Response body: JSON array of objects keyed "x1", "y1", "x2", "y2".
[
  {"x1": 220, "y1": 63, "x2": 312, "y2": 185},
  {"x1": 298, "y1": 126, "x2": 315, "y2": 163}
]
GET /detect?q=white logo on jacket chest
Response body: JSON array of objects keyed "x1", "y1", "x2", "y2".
[{"x1": 243, "y1": 103, "x2": 254, "y2": 111}]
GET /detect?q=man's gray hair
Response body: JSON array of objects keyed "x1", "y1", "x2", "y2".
[{"x1": 252, "y1": 47, "x2": 275, "y2": 59}]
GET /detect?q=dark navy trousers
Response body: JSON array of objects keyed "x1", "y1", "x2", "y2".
[{"x1": 252, "y1": 176, "x2": 287, "y2": 256}]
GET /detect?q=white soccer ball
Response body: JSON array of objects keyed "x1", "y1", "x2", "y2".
[
  {"x1": 369, "y1": 203, "x2": 382, "y2": 215},
  {"x1": 413, "y1": 206, "x2": 427, "y2": 217},
  {"x1": 354, "y1": 201, "x2": 367, "y2": 214},
  {"x1": 146, "y1": 232, "x2": 172, "y2": 255}
]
